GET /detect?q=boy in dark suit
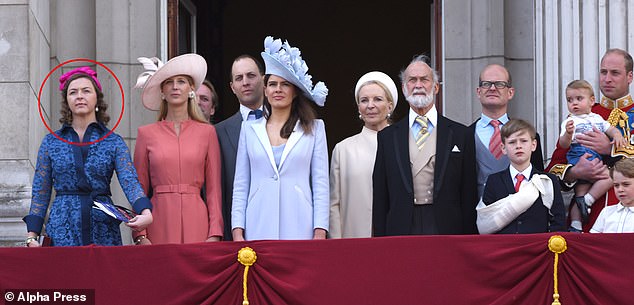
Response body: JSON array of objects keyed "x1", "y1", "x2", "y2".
[{"x1": 477, "y1": 119, "x2": 565, "y2": 234}]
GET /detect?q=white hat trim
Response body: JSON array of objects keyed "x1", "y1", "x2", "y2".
[{"x1": 354, "y1": 71, "x2": 399, "y2": 110}]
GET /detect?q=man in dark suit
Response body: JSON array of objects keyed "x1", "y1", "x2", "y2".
[
  {"x1": 468, "y1": 64, "x2": 544, "y2": 200},
  {"x1": 215, "y1": 55, "x2": 264, "y2": 240},
  {"x1": 372, "y1": 55, "x2": 478, "y2": 236}
]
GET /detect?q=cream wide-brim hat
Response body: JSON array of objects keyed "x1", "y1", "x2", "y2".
[{"x1": 140, "y1": 54, "x2": 207, "y2": 111}]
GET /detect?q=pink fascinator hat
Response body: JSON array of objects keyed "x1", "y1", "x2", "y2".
[{"x1": 59, "y1": 67, "x2": 102, "y2": 92}]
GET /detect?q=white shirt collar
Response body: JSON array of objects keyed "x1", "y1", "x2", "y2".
[
  {"x1": 478, "y1": 113, "x2": 509, "y2": 128},
  {"x1": 509, "y1": 164, "x2": 532, "y2": 181},
  {"x1": 616, "y1": 202, "x2": 634, "y2": 212},
  {"x1": 409, "y1": 105, "x2": 438, "y2": 129}
]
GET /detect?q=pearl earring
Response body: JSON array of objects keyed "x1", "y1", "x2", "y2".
[
  {"x1": 95, "y1": 106, "x2": 99, "y2": 112},
  {"x1": 188, "y1": 91, "x2": 196, "y2": 99},
  {"x1": 160, "y1": 93, "x2": 165, "y2": 100},
  {"x1": 358, "y1": 114, "x2": 363, "y2": 120}
]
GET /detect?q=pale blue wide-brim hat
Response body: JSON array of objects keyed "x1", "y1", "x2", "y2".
[{"x1": 260, "y1": 36, "x2": 328, "y2": 106}]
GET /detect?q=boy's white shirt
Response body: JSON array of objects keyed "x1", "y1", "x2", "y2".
[
  {"x1": 590, "y1": 203, "x2": 634, "y2": 233},
  {"x1": 509, "y1": 164, "x2": 532, "y2": 185}
]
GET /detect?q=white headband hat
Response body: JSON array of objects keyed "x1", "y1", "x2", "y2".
[
  {"x1": 260, "y1": 36, "x2": 328, "y2": 106},
  {"x1": 354, "y1": 71, "x2": 398, "y2": 109},
  {"x1": 134, "y1": 53, "x2": 207, "y2": 111}
]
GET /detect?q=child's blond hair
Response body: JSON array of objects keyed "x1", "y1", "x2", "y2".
[
  {"x1": 610, "y1": 158, "x2": 634, "y2": 179},
  {"x1": 566, "y1": 79, "x2": 595, "y2": 98}
]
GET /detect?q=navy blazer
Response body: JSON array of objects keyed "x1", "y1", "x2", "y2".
[
  {"x1": 372, "y1": 114, "x2": 478, "y2": 236},
  {"x1": 482, "y1": 168, "x2": 566, "y2": 234},
  {"x1": 215, "y1": 111, "x2": 243, "y2": 240}
]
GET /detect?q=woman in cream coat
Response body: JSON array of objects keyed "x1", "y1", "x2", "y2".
[
  {"x1": 232, "y1": 36, "x2": 329, "y2": 241},
  {"x1": 329, "y1": 72, "x2": 397, "y2": 238}
]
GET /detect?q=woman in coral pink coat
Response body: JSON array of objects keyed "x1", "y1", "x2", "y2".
[{"x1": 133, "y1": 54, "x2": 223, "y2": 244}]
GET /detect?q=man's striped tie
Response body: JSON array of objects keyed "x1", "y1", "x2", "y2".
[
  {"x1": 489, "y1": 120, "x2": 503, "y2": 159},
  {"x1": 415, "y1": 116, "x2": 430, "y2": 149}
]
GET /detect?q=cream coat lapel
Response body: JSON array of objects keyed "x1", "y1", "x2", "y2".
[
  {"x1": 279, "y1": 121, "x2": 303, "y2": 168},
  {"x1": 251, "y1": 119, "x2": 278, "y2": 174}
]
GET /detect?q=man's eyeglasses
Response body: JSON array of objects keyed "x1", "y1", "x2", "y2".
[{"x1": 479, "y1": 81, "x2": 511, "y2": 89}]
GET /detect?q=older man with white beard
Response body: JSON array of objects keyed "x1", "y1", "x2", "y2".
[{"x1": 372, "y1": 55, "x2": 478, "y2": 236}]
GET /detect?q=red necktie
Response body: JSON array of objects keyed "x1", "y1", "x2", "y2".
[
  {"x1": 514, "y1": 174, "x2": 524, "y2": 192},
  {"x1": 489, "y1": 120, "x2": 503, "y2": 159}
]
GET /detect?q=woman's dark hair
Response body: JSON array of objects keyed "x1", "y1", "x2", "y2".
[
  {"x1": 263, "y1": 74, "x2": 316, "y2": 138},
  {"x1": 59, "y1": 73, "x2": 110, "y2": 125}
]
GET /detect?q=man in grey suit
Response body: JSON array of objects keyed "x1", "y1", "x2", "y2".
[
  {"x1": 468, "y1": 64, "x2": 544, "y2": 200},
  {"x1": 215, "y1": 55, "x2": 264, "y2": 240}
]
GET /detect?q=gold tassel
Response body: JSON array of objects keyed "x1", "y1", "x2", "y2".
[
  {"x1": 237, "y1": 247, "x2": 257, "y2": 305},
  {"x1": 548, "y1": 235, "x2": 567, "y2": 305}
]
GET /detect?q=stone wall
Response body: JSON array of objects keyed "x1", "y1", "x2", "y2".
[
  {"x1": 0, "y1": 0, "x2": 159, "y2": 246},
  {"x1": 0, "y1": 0, "x2": 50, "y2": 246}
]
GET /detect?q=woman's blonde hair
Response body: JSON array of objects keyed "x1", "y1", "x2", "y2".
[
  {"x1": 356, "y1": 80, "x2": 395, "y2": 105},
  {"x1": 157, "y1": 75, "x2": 207, "y2": 123},
  {"x1": 356, "y1": 80, "x2": 394, "y2": 124}
]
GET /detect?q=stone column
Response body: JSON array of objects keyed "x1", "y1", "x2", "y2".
[
  {"x1": 443, "y1": 0, "x2": 535, "y2": 127},
  {"x1": 0, "y1": 0, "x2": 51, "y2": 246},
  {"x1": 535, "y1": 0, "x2": 634, "y2": 158},
  {"x1": 94, "y1": 0, "x2": 160, "y2": 245},
  {"x1": 0, "y1": 0, "x2": 161, "y2": 246}
]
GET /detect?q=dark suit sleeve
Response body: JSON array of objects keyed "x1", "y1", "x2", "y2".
[
  {"x1": 372, "y1": 130, "x2": 389, "y2": 237},
  {"x1": 532, "y1": 133, "x2": 545, "y2": 172},
  {"x1": 215, "y1": 116, "x2": 239, "y2": 240},
  {"x1": 547, "y1": 174, "x2": 566, "y2": 232},
  {"x1": 481, "y1": 174, "x2": 499, "y2": 206},
  {"x1": 216, "y1": 124, "x2": 231, "y2": 240},
  {"x1": 460, "y1": 125, "x2": 479, "y2": 234}
]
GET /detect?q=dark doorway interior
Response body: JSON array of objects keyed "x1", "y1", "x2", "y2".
[{"x1": 195, "y1": 0, "x2": 432, "y2": 152}]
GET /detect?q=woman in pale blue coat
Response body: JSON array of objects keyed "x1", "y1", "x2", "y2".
[{"x1": 232, "y1": 36, "x2": 329, "y2": 240}]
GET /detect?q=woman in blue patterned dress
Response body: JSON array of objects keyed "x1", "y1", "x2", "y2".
[{"x1": 23, "y1": 67, "x2": 153, "y2": 247}]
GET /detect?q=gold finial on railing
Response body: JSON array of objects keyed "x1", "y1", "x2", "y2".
[
  {"x1": 548, "y1": 235, "x2": 567, "y2": 305},
  {"x1": 238, "y1": 247, "x2": 257, "y2": 305}
]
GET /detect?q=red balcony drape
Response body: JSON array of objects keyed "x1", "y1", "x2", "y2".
[{"x1": 1, "y1": 233, "x2": 632, "y2": 305}]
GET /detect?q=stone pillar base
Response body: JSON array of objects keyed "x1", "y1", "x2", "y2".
[{"x1": 0, "y1": 160, "x2": 33, "y2": 247}]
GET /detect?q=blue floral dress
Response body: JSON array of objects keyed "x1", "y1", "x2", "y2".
[{"x1": 23, "y1": 122, "x2": 151, "y2": 246}]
